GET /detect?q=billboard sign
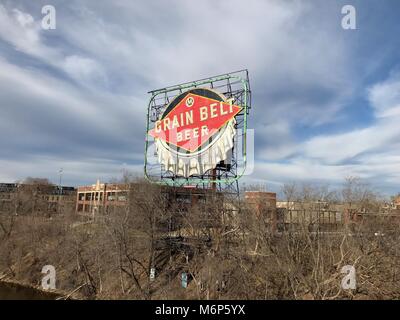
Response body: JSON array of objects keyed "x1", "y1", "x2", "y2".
[
  {"x1": 145, "y1": 70, "x2": 251, "y2": 189},
  {"x1": 148, "y1": 88, "x2": 241, "y2": 177}
]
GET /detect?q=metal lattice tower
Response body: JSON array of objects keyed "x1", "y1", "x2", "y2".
[{"x1": 144, "y1": 70, "x2": 251, "y2": 197}]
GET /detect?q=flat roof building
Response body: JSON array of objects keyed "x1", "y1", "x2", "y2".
[
  {"x1": 0, "y1": 182, "x2": 76, "y2": 214},
  {"x1": 394, "y1": 195, "x2": 400, "y2": 210},
  {"x1": 76, "y1": 180, "x2": 128, "y2": 216},
  {"x1": 245, "y1": 191, "x2": 277, "y2": 210}
]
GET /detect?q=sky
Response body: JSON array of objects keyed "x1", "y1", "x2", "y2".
[{"x1": 0, "y1": 0, "x2": 399, "y2": 195}]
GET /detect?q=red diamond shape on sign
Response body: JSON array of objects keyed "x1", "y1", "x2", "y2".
[{"x1": 148, "y1": 93, "x2": 241, "y2": 152}]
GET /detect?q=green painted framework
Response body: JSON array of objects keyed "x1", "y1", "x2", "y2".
[{"x1": 144, "y1": 70, "x2": 251, "y2": 188}]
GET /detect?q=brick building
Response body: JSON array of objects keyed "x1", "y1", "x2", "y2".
[
  {"x1": 76, "y1": 180, "x2": 128, "y2": 215},
  {"x1": 245, "y1": 191, "x2": 277, "y2": 211},
  {"x1": 245, "y1": 191, "x2": 278, "y2": 232},
  {"x1": 394, "y1": 195, "x2": 400, "y2": 210},
  {"x1": 75, "y1": 180, "x2": 223, "y2": 216},
  {"x1": 0, "y1": 183, "x2": 18, "y2": 213},
  {"x1": 46, "y1": 186, "x2": 76, "y2": 213},
  {"x1": 0, "y1": 182, "x2": 76, "y2": 214}
]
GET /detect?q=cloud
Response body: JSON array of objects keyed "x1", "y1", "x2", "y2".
[
  {"x1": 0, "y1": 6, "x2": 41, "y2": 54},
  {"x1": 0, "y1": 0, "x2": 399, "y2": 194},
  {"x1": 63, "y1": 55, "x2": 107, "y2": 86},
  {"x1": 368, "y1": 71, "x2": 400, "y2": 118},
  {"x1": 249, "y1": 72, "x2": 400, "y2": 193},
  {"x1": 301, "y1": 73, "x2": 400, "y2": 164},
  {"x1": 0, "y1": 156, "x2": 142, "y2": 186},
  {"x1": 0, "y1": 57, "x2": 144, "y2": 166},
  {"x1": 0, "y1": 4, "x2": 107, "y2": 88}
]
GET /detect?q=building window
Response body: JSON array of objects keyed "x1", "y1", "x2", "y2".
[
  {"x1": 85, "y1": 193, "x2": 91, "y2": 201},
  {"x1": 78, "y1": 193, "x2": 84, "y2": 201},
  {"x1": 107, "y1": 192, "x2": 116, "y2": 201}
]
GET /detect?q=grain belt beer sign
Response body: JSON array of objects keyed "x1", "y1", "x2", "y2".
[{"x1": 148, "y1": 88, "x2": 241, "y2": 177}]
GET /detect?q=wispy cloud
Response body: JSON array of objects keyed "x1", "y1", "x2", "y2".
[
  {"x1": 0, "y1": 1, "x2": 399, "y2": 194},
  {"x1": 250, "y1": 72, "x2": 400, "y2": 192}
]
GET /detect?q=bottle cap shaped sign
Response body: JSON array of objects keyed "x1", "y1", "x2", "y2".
[{"x1": 148, "y1": 88, "x2": 241, "y2": 177}]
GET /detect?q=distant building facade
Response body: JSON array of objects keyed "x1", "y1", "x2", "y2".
[
  {"x1": 0, "y1": 183, "x2": 18, "y2": 213},
  {"x1": 74, "y1": 180, "x2": 223, "y2": 217},
  {"x1": 394, "y1": 195, "x2": 400, "y2": 210},
  {"x1": 75, "y1": 180, "x2": 128, "y2": 215},
  {"x1": 245, "y1": 191, "x2": 278, "y2": 232},
  {"x1": 245, "y1": 191, "x2": 277, "y2": 211},
  {"x1": 0, "y1": 182, "x2": 76, "y2": 214}
]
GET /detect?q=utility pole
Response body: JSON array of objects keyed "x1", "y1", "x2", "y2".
[{"x1": 58, "y1": 168, "x2": 63, "y2": 214}]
